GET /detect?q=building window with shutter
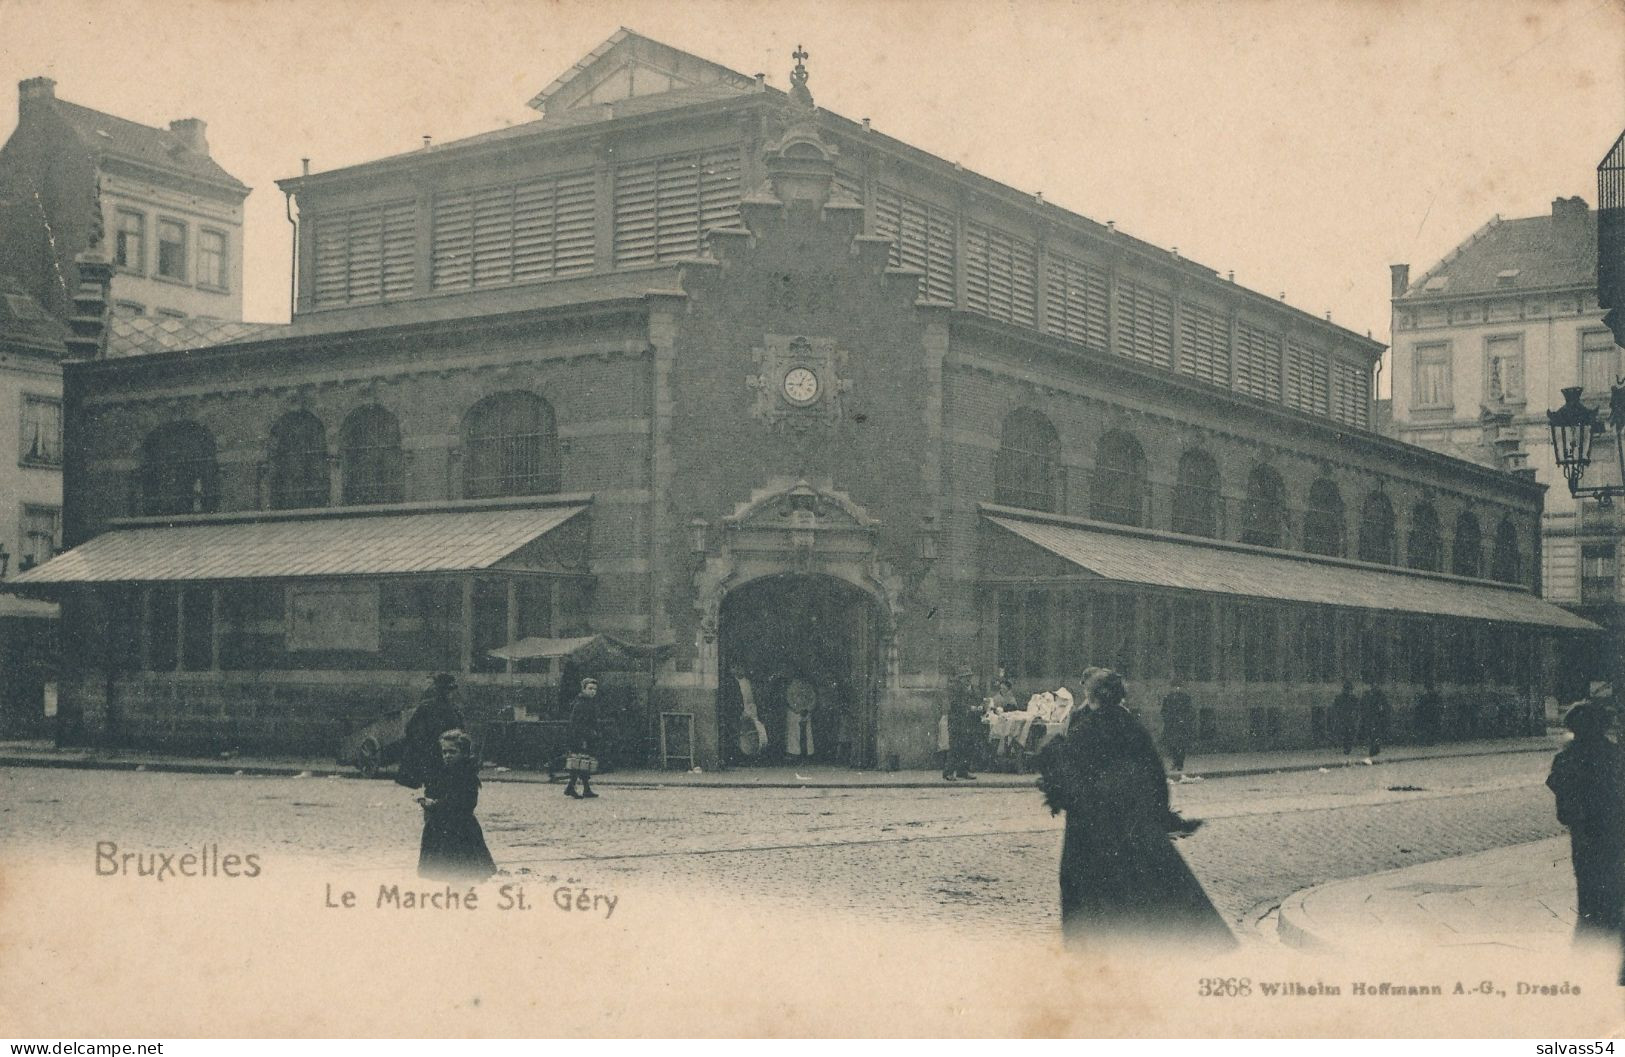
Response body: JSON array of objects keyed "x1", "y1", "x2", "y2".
[
  {"x1": 613, "y1": 151, "x2": 740, "y2": 268},
  {"x1": 1118, "y1": 280, "x2": 1176, "y2": 370},
  {"x1": 19, "y1": 395, "x2": 61, "y2": 467},
  {"x1": 1285, "y1": 342, "x2": 1331, "y2": 416},
  {"x1": 1582, "y1": 543, "x2": 1618, "y2": 604},
  {"x1": 964, "y1": 222, "x2": 1036, "y2": 327},
  {"x1": 1412, "y1": 342, "x2": 1452, "y2": 409},
  {"x1": 18, "y1": 504, "x2": 59, "y2": 571},
  {"x1": 872, "y1": 183, "x2": 956, "y2": 304},
  {"x1": 1581, "y1": 330, "x2": 1622, "y2": 394},
  {"x1": 115, "y1": 210, "x2": 145, "y2": 274},
  {"x1": 1234, "y1": 322, "x2": 1282, "y2": 402},
  {"x1": 1043, "y1": 252, "x2": 1109, "y2": 351},
  {"x1": 198, "y1": 229, "x2": 228, "y2": 290},
  {"x1": 1331, "y1": 361, "x2": 1371, "y2": 428},
  {"x1": 312, "y1": 201, "x2": 417, "y2": 307},
  {"x1": 157, "y1": 219, "x2": 187, "y2": 280},
  {"x1": 434, "y1": 172, "x2": 597, "y2": 291},
  {"x1": 1485, "y1": 334, "x2": 1525, "y2": 403}
]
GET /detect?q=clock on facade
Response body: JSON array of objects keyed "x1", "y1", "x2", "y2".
[{"x1": 782, "y1": 365, "x2": 820, "y2": 405}]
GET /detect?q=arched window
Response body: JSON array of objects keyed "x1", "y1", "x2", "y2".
[
  {"x1": 1407, "y1": 503, "x2": 1443, "y2": 571},
  {"x1": 1357, "y1": 491, "x2": 1396, "y2": 564},
  {"x1": 1240, "y1": 464, "x2": 1287, "y2": 547},
  {"x1": 341, "y1": 405, "x2": 404, "y2": 505},
  {"x1": 1302, "y1": 479, "x2": 1345, "y2": 557},
  {"x1": 140, "y1": 422, "x2": 219, "y2": 516},
  {"x1": 1452, "y1": 512, "x2": 1482, "y2": 578},
  {"x1": 1491, "y1": 518, "x2": 1522, "y2": 584},
  {"x1": 463, "y1": 391, "x2": 560, "y2": 499},
  {"x1": 267, "y1": 411, "x2": 330, "y2": 509},
  {"x1": 994, "y1": 410, "x2": 1061, "y2": 512},
  {"x1": 1171, "y1": 449, "x2": 1220, "y2": 537},
  {"x1": 1091, "y1": 430, "x2": 1145, "y2": 526}
]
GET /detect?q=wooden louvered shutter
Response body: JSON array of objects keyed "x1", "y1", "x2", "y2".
[
  {"x1": 312, "y1": 214, "x2": 348, "y2": 306},
  {"x1": 1285, "y1": 342, "x2": 1330, "y2": 415},
  {"x1": 471, "y1": 185, "x2": 515, "y2": 287},
  {"x1": 1332, "y1": 362, "x2": 1370, "y2": 428},
  {"x1": 1044, "y1": 253, "x2": 1109, "y2": 350},
  {"x1": 1119, "y1": 281, "x2": 1175, "y2": 369},
  {"x1": 512, "y1": 178, "x2": 556, "y2": 283},
  {"x1": 1235, "y1": 322, "x2": 1282, "y2": 402},
  {"x1": 344, "y1": 208, "x2": 383, "y2": 303},
  {"x1": 1174, "y1": 299, "x2": 1225, "y2": 384},
  {"x1": 553, "y1": 173, "x2": 596, "y2": 276},
  {"x1": 432, "y1": 190, "x2": 474, "y2": 291},
  {"x1": 698, "y1": 149, "x2": 741, "y2": 233},
  {"x1": 614, "y1": 160, "x2": 658, "y2": 266},
  {"x1": 380, "y1": 202, "x2": 415, "y2": 299},
  {"x1": 924, "y1": 207, "x2": 956, "y2": 303},
  {"x1": 655, "y1": 156, "x2": 702, "y2": 259},
  {"x1": 965, "y1": 223, "x2": 1035, "y2": 325}
]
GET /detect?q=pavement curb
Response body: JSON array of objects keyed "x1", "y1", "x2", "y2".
[{"x1": 0, "y1": 737, "x2": 1561, "y2": 788}]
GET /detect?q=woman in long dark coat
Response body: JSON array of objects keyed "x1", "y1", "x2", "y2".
[
  {"x1": 1546, "y1": 701, "x2": 1625, "y2": 940},
  {"x1": 1038, "y1": 668, "x2": 1235, "y2": 950},
  {"x1": 417, "y1": 730, "x2": 496, "y2": 881}
]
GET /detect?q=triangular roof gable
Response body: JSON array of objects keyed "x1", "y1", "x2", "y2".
[{"x1": 527, "y1": 28, "x2": 758, "y2": 116}]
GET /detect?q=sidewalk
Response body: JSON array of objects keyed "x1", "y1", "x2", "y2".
[
  {"x1": 0, "y1": 732, "x2": 1565, "y2": 787},
  {"x1": 1276, "y1": 837, "x2": 1580, "y2": 952}
]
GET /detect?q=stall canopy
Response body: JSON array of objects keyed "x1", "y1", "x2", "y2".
[
  {"x1": 983, "y1": 509, "x2": 1599, "y2": 632},
  {"x1": 488, "y1": 634, "x2": 674, "y2": 669},
  {"x1": 7, "y1": 505, "x2": 587, "y2": 585}
]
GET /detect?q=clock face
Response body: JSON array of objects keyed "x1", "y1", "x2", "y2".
[{"x1": 782, "y1": 366, "x2": 820, "y2": 405}]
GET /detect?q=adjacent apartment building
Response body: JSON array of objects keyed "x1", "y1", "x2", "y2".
[{"x1": 1389, "y1": 196, "x2": 1622, "y2": 694}]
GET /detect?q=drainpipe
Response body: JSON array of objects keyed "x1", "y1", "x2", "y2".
[{"x1": 284, "y1": 188, "x2": 298, "y2": 320}]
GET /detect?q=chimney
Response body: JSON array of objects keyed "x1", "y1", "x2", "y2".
[
  {"x1": 168, "y1": 118, "x2": 208, "y2": 156},
  {"x1": 1390, "y1": 263, "x2": 1410, "y2": 298},
  {"x1": 1553, "y1": 195, "x2": 1590, "y2": 242},
  {"x1": 18, "y1": 76, "x2": 55, "y2": 118}
]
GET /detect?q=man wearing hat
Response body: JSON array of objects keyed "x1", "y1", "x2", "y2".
[
  {"x1": 1547, "y1": 698, "x2": 1625, "y2": 939},
  {"x1": 564, "y1": 676, "x2": 601, "y2": 799},
  {"x1": 943, "y1": 665, "x2": 981, "y2": 781},
  {"x1": 397, "y1": 672, "x2": 466, "y2": 790}
]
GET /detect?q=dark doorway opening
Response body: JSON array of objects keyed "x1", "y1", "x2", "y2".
[{"x1": 718, "y1": 574, "x2": 882, "y2": 768}]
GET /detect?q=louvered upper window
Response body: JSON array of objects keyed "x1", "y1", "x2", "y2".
[
  {"x1": 964, "y1": 223, "x2": 1036, "y2": 327},
  {"x1": 1176, "y1": 299, "x2": 1227, "y2": 383},
  {"x1": 1285, "y1": 342, "x2": 1331, "y2": 416},
  {"x1": 613, "y1": 150, "x2": 741, "y2": 267},
  {"x1": 872, "y1": 183, "x2": 956, "y2": 303},
  {"x1": 1044, "y1": 252, "x2": 1109, "y2": 351},
  {"x1": 1331, "y1": 361, "x2": 1371, "y2": 429},
  {"x1": 433, "y1": 172, "x2": 596, "y2": 291},
  {"x1": 1115, "y1": 280, "x2": 1175, "y2": 370},
  {"x1": 311, "y1": 201, "x2": 416, "y2": 307},
  {"x1": 1234, "y1": 322, "x2": 1282, "y2": 402}
]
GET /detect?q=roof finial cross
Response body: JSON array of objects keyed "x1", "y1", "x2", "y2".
[{"x1": 788, "y1": 43, "x2": 813, "y2": 107}]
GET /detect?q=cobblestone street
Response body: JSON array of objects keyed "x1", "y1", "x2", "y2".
[{"x1": 1, "y1": 748, "x2": 1564, "y2": 941}]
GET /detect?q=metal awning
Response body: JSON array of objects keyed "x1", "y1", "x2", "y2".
[
  {"x1": 8, "y1": 505, "x2": 587, "y2": 585},
  {"x1": 984, "y1": 512, "x2": 1598, "y2": 632},
  {"x1": 488, "y1": 634, "x2": 674, "y2": 667}
]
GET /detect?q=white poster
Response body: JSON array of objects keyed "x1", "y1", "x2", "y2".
[{"x1": 286, "y1": 582, "x2": 380, "y2": 653}]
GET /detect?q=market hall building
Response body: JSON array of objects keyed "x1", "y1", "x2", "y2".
[{"x1": 14, "y1": 33, "x2": 1596, "y2": 768}]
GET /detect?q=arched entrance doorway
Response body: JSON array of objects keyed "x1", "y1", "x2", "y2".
[{"x1": 718, "y1": 573, "x2": 883, "y2": 768}]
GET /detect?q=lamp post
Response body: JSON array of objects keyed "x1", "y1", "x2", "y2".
[{"x1": 1547, "y1": 383, "x2": 1625, "y2": 505}]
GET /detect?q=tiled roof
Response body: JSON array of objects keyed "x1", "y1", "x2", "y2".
[
  {"x1": 984, "y1": 510, "x2": 1596, "y2": 631},
  {"x1": 1401, "y1": 207, "x2": 1597, "y2": 300},
  {"x1": 107, "y1": 315, "x2": 286, "y2": 358},
  {"x1": 54, "y1": 99, "x2": 248, "y2": 192},
  {"x1": 0, "y1": 274, "x2": 68, "y2": 353},
  {"x1": 11, "y1": 505, "x2": 586, "y2": 584}
]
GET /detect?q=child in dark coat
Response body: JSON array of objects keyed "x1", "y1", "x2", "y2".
[{"x1": 416, "y1": 730, "x2": 496, "y2": 881}]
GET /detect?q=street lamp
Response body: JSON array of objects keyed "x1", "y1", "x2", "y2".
[{"x1": 1548, "y1": 383, "x2": 1625, "y2": 504}]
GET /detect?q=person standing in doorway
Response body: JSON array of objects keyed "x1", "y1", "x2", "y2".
[
  {"x1": 1360, "y1": 682, "x2": 1391, "y2": 758},
  {"x1": 943, "y1": 665, "x2": 980, "y2": 781},
  {"x1": 564, "y1": 676, "x2": 600, "y2": 800},
  {"x1": 1546, "y1": 701, "x2": 1625, "y2": 942},
  {"x1": 1159, "y1": 682, "x2": 1197, "y2": 775},
  {"x1": 1332, "y1": 680, "x2": 1360, "y2": 757},
  {"x1": 397, "y1": 672, "x2": 465, "y2": 791}
]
